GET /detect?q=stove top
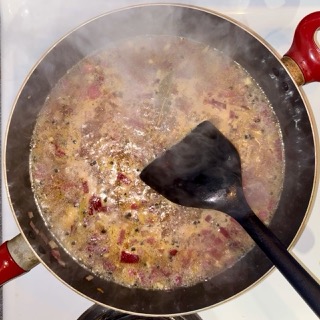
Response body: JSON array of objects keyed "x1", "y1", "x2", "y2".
[{"x1": 1, "y1": 1, "x2": 320, "y2": 319}]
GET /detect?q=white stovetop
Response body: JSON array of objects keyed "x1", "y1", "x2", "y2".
[{"x1": 1, "y1": 1, "x2": 320, "y2": 319}]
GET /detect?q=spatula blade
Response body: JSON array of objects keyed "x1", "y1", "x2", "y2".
[{"x1": 140, "y1": 121, "x2": 243, "y2": 210}]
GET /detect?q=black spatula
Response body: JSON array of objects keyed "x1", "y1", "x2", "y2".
[{"x1": 140, "y1": 120, "x2": 320, "y2": 316}]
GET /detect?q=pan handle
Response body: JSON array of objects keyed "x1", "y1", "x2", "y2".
[
  {"x1": 240, "y1": 213, "x2": 320, "y2": 318},
  {"x1": 0, "y1": 234, "x2": 39, "y2": 285},
  {"x1": 282, "y1": 11, "x2": 320, "y2": 86}
]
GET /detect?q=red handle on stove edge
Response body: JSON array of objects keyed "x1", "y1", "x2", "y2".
[
  {"x1": 0, "y1": 241, "x2": 27, "y2": 285},
  {"x1": 0, "y1": 234, "x2": 40, "y2": 286},
  {"x1": 284, "y1": 11, "x2": 320, "y2": 84}
]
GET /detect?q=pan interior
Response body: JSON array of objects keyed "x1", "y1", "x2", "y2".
[{"x1": 29, "y1": 33, "x2": 284, "y2": 291}]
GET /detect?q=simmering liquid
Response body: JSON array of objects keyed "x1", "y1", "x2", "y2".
[{"x1": 30, "y1": 35, "x2": 284, "y2": 290}]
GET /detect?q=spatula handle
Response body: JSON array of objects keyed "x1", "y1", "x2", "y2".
[{"x1": 240, "y1": 214, "x2": 320, "y2": 317}]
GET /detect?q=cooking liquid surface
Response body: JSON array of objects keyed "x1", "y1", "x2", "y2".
[{"x1": 30, "y1": 35, "x2": 284, "y2": 290}]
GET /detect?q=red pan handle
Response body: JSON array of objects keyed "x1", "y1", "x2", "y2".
[
  {"x1": 283, "y1": 11, "x2": 320, "y2": 85},
  {"x1": 0, "y1": 234, "x2": 39, "y2": 285}
]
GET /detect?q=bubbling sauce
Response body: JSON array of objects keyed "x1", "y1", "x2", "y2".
[{"x1": 30, "y1": 35, "x2": 284, "y2": 290}]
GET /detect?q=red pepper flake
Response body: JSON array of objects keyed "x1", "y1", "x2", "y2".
[
  {"x1": 82, "y1": 181, "x2": 89, "y2": 194},
  {"x1": 88, "y1": 195, "x2": 107, "y2": 215},
  {"x1": 169, "y1": 249, "x2": 178, "y2": 256},
  {"x1": 117, "y1": 172, "x2": 131, "y2": 185},
  {"x1": 205, "y1": 214, "x2": 212, "y2": 223},
  {"x1": 120, "y1": 251, "x2": 139, "y2": 263}
]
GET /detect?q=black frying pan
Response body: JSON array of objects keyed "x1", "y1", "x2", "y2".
[{"x1": 2, "y1": 4, "x2": 318, "y2": 316}]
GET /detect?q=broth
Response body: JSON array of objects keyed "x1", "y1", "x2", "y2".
[{"x1": 30, "y1": 35, "x2": 284, "y2": 290}]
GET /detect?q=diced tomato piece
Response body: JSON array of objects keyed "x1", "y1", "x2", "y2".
[
  {"x1": 201, "y1": 229, "x2": 212, "y2": 236},
  {"x1": 160, "y1": 268, "x2": 171, "y2": 277},
  {"x1": 213, "y1": 237, "x2": 223, "y2": 246},
  {"x1": 120, "y1": 251, "x2": 139, "y2": 263},
  {"x1": 219, "y1": 226, "x2": 230, "y2": 238},
  {"x1": 173, "y1": 275, "x2": 182, "y2": 286},
  {"x1": 52, "y1": 142, "x2": 66, "y2": 157},
  {"x1": 82, "y1": 181, "x2": 89, "y2": 193},
  {"x1": 117, "y1": 172, "x2": 131, "y2": 184},
  {"x1": 229, "y1": 110, "x2": 237, "y2": 119},
  {"x1": 207, "y1": 247, "x2": 223, "y2": 260},
  {"x1": 229, "y1": 240, "x2": 242, "y2": 250},
  {"x1": 130, "y1": 203, "x2": 139, "y2": 210},
  {"x1": 117, "y1": 229, "x2": 125, "y2": 245},
  {"x1": 87, "y1": 84, "x2": 101, "y2": 99},
  {"x1": 169, "y1": 249, "x2": 178, "y2": 256},
  {"x1": 203, "y1": 97, "x2": 226, "y2": 109},
  {"x1": 87, "y1": 245, "x2": 96, "y2": 252},
  {"x1": 88, "y1": 195, "x2": 107, "y2": 215},
  {"x1": 146, "y1": 237, "x2": 155, "y2": 245},
  {"x1": 103, "y1": 260, "x2": 116, "y2": 272}
]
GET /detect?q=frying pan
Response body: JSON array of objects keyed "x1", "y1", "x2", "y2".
[{"x1": 1, "y1": 4, "x2": 319, "y2": 316}]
